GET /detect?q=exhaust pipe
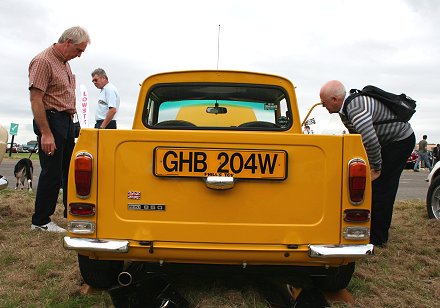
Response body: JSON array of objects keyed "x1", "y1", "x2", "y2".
[{"x1": 117, "y1": 271, "x2": 133, "y2": 286}]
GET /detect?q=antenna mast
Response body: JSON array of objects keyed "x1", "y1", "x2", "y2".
[{"x1": 217, "y1": 24, "x2": 221, "y2": 69}]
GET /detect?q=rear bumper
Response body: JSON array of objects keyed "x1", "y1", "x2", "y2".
[
  {"x1": 63, "y1": 237, "x2": 129, "y2": 252},
  {"x1": 64, "y1": 236, "x2": 373, "y2": 258},
  {"x1": 309, "y1": 244, "x2": 374, "y2": 258}
]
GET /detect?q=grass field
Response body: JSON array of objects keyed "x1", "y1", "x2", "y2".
[
  {"x1": 3, "y1": 152, "x2": 38, "y2": 160},
  {"x1": 0, "y1": 188, "x2": 439, "y2": 307}
]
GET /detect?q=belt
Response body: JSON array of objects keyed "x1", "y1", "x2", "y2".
[{"x1": 46, "y1": 109, "x2": 74, "y2": 116}]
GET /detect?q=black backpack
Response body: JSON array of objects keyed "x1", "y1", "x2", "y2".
[{"x1": 344, "y1": 85, "x2": 416, "y2": 124}]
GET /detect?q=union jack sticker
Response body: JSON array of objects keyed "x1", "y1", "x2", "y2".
[{"x1": 127, "y1": 191, "x2": 141, "y2": 199}]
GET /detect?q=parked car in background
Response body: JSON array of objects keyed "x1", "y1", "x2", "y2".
[
  {"x1": 405, "y1": 150, "x2": 418, "y2": 169},
  {"x1": 27, "y1": 141, "x2": 39, "y2": 153},
  {"x1": 6, "y1": 143, "x2": 18, "y2": 153},
  {"x1": 17, "y1": 145, "x2": 30, "y2": 153},
  {"x1": 426, "y1": 161, "x2": 440, "y2": 219},
  {"x1": 28, "y1": 145, "x2": 38, "y2": 153}
]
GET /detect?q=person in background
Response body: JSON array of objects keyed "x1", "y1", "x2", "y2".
[
  {"x1": 91, "y1": 68, "x2": 120, "y2": 129},
  {"x1": 414, "y1": 135, "x2": 432, "y2": 172},
  {"x1": 319, "y1": 80, "x2": 415, "y2": 247},
  {"x1": 29, "y1": 26, "x2": 90, "y2": 232},
  {"x1": 432, "y1": 143, "x2": 440, "y2": 166}
]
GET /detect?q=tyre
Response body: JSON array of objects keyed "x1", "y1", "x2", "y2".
[
  {"x1": 78, "y1": 254, "x2": 124, "y2": 289},
  {"x1": 312, "y1": 262, "x2": 355, "y2": 292},
  {"x1": 427, "y1": 176, "x2": 440, "y2": 219}
]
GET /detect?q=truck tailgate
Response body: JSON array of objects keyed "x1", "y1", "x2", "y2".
[{"x1": 96, "y1": 129, "x2": 343, "y2": 245}]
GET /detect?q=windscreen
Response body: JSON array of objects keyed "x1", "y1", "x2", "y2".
[{"x1": 143, "y1": 84, "x2": 291, "y2": 129}]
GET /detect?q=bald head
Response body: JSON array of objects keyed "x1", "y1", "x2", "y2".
[{"x1": 320, "y1": 80, "x2": 346, "y2": 113}]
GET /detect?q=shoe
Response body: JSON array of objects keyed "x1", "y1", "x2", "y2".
[
  {"x1": 413, "y1": 169, "x2": 419, "y2": 172},
  {"x1": 31, "y1": 221, "x2": 66, "y2": 233}
]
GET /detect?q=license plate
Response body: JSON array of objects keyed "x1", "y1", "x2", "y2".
[{"x1": 154, "y1": 147, "x2": 287, "y2": 179}]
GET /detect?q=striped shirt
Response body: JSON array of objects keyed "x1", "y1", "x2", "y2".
[
  {"x1": 28, "y1": 44, "x2": 76, "y2": 114},
  {"x1": 339, "y1": 95, "x2": 413, "y2": 170}
]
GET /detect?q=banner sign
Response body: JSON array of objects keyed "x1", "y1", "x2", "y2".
[{"x1": 79, "y1": 85, "x2": 90, "y2": 128}]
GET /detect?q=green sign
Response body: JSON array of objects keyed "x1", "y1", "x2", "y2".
[{"x1": 9, "y1": 123, "x2": 18, "y2": 136}]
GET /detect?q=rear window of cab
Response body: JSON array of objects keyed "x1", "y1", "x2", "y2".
[{"x1": 143, "y1": 83, "x2": 292, "y2": 130}]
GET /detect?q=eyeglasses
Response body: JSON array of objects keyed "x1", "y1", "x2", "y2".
[{"x1": 92, "y1": 78, "x2": 99, "y2": 82}]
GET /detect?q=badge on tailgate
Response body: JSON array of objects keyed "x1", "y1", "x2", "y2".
[{"x1": 154, "y1": 147, "x2": 287, "y2": 179}]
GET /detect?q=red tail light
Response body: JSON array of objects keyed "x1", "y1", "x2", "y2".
[
  {"x1": 75, "y1": 152, "x2": 93, "y2": 197},
  {"x1": 344, "y1": 209, "x2": 370, "y2": 222},
  {"x1": 348, "y1": 159, "x2": 366, "y2": 204},
  {"x1": 70, "y1": 203, "x2": 95, "y2": 216}
]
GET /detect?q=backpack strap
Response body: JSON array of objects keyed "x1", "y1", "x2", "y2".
[
  {"x1": 342, "y1": 89, "x2": 362, "y2": 118},
  {"x1": 343, "y1": 88, "x2": 398, "y2": 125}
]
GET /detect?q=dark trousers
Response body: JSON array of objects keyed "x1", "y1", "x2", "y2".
[
  {"x1": 370, "y1": 133, "x2": 415, "y2": 245},
  {"x1": 95, "y1": 120, "x2": 117, "y2": 129},
  {"x1": 32, "y1": 111, "x2": 75, "y2": 226}
]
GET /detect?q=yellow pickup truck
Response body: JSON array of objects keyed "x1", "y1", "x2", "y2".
[{"x1": 64, "y1": 70, "x2": 373, "y2": 291}]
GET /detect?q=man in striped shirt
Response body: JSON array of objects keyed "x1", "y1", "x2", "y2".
[
  {"x1": 320, "y1": 80, "x2": 415, "y2": 247},
  {"x1": 29, "y1": 26, "x2": 91, "y2": 233}
]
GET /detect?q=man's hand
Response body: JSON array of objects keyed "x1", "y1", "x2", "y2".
[
  {"x1": 371, "y1": 169, "x2": 381, "y2": 181},
  {"x1": 100, "y1": 107, "x2": 117, "y2": 129},
  {"x1": 40, "y1": 132, "x2": 56, "y2": 156}
]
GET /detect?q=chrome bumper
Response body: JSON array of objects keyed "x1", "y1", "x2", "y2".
[
  {"x1": 63, "y1": 237, "x2": 374, "y2": 258},
  {"x1": 309, "y1": 244, "x2": 374, "y2": 258},
  {"x1": 63, "y1": 237, "x2": 129, "y2": 252}
]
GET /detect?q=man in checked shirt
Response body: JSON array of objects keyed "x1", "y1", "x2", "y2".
[
  {"x1": 320, "y1": 80, "x2": 415, "y2": 247},
  {"x1": 29, "y1": 26, "x2": 90, "y2": 233}
]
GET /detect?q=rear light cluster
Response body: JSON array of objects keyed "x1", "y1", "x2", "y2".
[
  {"x1": 68, "y1": 220, "x2": 95, "y2": 234},
  {"x1": 344, "y1": 158, "x2": 370, "y2": 240},
  {"x1": 344, "y1": 227, "x2": 370, "y2": 240},
  {"x1": 70, "y1": 203, "x2": 95, "y2": 216},
  {"x1": 344, "y1": 209, "x2": 370, "y2": 222},
  {"x1": 348, "y1": 158, "x2": 367, "y2": 204},
  {"x1": 69, "y1": 152, "x2": 96, "y2": 235},
  {"x1": 75, "y1": 152, "x2": 93, "y2": 198}
]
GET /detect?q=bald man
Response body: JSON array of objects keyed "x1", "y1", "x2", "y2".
[{"x1": 320, "y1": 80, "x2": 415, "y2": 247}]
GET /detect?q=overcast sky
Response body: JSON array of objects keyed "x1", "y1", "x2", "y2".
[{"x1": 1, "y1": 0, "x2": 439, "y2": 145}]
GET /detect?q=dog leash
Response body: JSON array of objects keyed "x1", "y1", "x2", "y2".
[{"x1": 28, "y1": 139, "x2": 38, "y2": 159}]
